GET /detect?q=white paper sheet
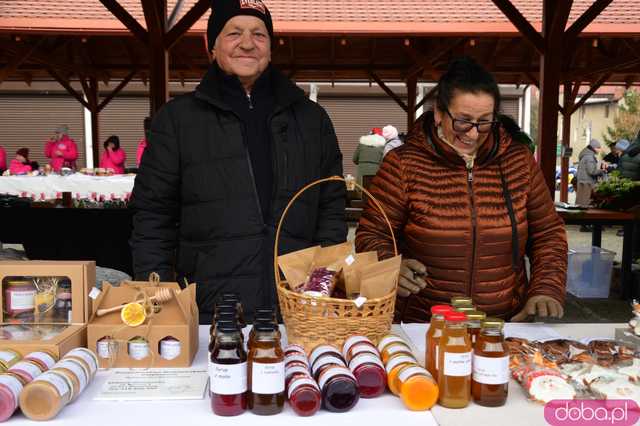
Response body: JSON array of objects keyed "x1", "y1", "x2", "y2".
[
  {"x1": 504, "y1": 323, "x2": 563, "y2": 342},
  {"x1": 94, "y1": 368, "x2": 209, "y2": 401}
]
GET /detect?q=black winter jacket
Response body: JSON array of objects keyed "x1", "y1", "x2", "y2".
[{"x1": 130, "y1": 64, "x2": 347, "y2": 323}]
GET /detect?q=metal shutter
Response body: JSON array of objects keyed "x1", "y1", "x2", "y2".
[
  {"x1": 318, "y1": 96, "x2": 408, "y2": 176},
  {"x1": 99, "y1": 96, "x2": 149, "y2": 168},
  {"x1": 0, "y1": 95, "x2": 85, "y2": 169},
  {"x1": 500, "y1": 97, "x2": 519, "y2": 121}
]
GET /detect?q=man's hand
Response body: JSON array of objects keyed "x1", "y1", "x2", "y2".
[
  {"x1": 511, "y1": 295, "x2": 564, "y2": 322},
  {"x1": 398, "y1": 259, "x2": 428, "y2": 298}
]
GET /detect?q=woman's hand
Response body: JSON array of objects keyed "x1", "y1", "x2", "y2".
[
  {"x1": 398, "y1": 259, "x2": 428, "y2": 297},
  {"x1": 511, "y1": 295, "x2": 564, "y2": 322}
]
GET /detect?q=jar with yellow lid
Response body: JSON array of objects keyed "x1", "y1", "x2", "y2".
[
  {"x1": 450, "y1": 297, "x2": 473, "y2": 308},
  {"x1": 455, "y1": 306, "x2": 476, "y2": 313},
  {"x1": 385, "y1": 353, "x2": 418, "y2": 395},
  {"x1": 396, "y1": 365, "x2": 439, "y2": 411},
  {"x1": 465, "y1": 310, "x2": 487, "y2": 346},
  {"x1": 472, "y1": 318, "x2": 508, "y2": 407}
]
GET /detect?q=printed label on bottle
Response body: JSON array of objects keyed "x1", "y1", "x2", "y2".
[
  {"x1": 472, "y1": 355, "x2": 509, "y2": 384},
  {"x1": 0, "y1": 374, "x2": 23, "y2": 405},
  {"x1": 9, "y1": 290, "x2": 36, "y2": 310},
  {"x1": 443, "y1": 351, "x2": 472, "y2": 377},
  {"x1": 342, "y1": 336, "x2": 372, "y2": 358},
  {"x1": 398, "y1": 365, "x2": 432, "y2": 383},
  {"x1": 309, "y1": 345, "x2": 340, "y2": 367},
  {"x1": 57, "y1": 360, "x2": 88, "y2": 393},
  {"x1": 160, "y1": 340, "x2": 181, "y2": 360},
  {"x1": 311, "y1": 356, "x2": 345, "y2": 374},
  {"x1": 128, "y1": 342, "x2": 149, "y2": 360},
  {"x1": 251, "y1": 361, "x2": 285, "y2": 394},
  {"x1": 287, "y1": 376, "x2": 319, "y2": 399},
  {"x1": 348, "y1": 343, "x2": 378, "y2": 359},
  {"x1": 66, "y1": 349, "x2": 98, "y2": 375},
  {"x1": 385, "y1": 355, "x2": 415, "y2": 374},
  {"x1": 349, "y1": 353, "x2": 384, "y2": 370},
  {"x1": 35, "y1": 371, "x2": 71, "y2": 398},
  {"x1": 26, "y1": 352, "x2": 56, "y2": 370},
  {"x1": 209, "y1": 361, "x2": 247, "y2": 395},
  {"x1": 9, "y1": 361, "x2": 43, "y2": 379},
  {"x1": 377, "y1": 335, "x2": 406, "y2": 352},
  {"x1": 317, "y1": 366, "x2": 355, "y2": 390},
  {"x1": 97, "y1": 340, "x2": 112, "y2": 359},
  {"x1": 284, "y1": 354, "x2": 309, "y2": 367},
  {"x1": 0, "y1": 351, "x2": 17, "y2": 363}
]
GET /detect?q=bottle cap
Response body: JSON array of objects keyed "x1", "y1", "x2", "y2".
[
  {"x1": 481, "y1": 318, "x2": 505, "y2": 329},
  {"x1": 444, "y1": 311, "x2": 467, "y2": 322},
  {"x1": 431, "y1": 305, "x2": 453, "y2": 315},
  {"x1": 465, "y1": 310, "x2": 487, "y2": 321}
]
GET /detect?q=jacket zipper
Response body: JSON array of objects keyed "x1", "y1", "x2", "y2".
[
  {"x1": 467, "y1": 166, "x2": 478, "y2": 297},
  {"x1": 247, "y1": 93, "x2": 254, "y2": 110}
]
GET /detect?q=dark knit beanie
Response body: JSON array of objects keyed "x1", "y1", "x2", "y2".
[{"x1": 207, "y1": 0, "x2": 274, "y2": 51}]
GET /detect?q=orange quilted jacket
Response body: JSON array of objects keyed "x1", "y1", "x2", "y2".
[{"x1": 355, "y1": 112, "x2": 567, "y2": 322}]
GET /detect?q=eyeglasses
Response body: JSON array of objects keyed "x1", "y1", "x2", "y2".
[{"x1": 445, "y1": 109, "x2": 497, "y2": 134}]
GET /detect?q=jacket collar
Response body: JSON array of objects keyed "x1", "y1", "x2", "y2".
[
  {"x1": 407, "y1": 111, "x2": 512, "y2": 169},
  {"x1": 195, "y1": 62, "x2": 306, "y2": 112}
]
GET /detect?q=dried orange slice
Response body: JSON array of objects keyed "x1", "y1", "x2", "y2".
[{"x1": 121, "y1": 302, "x2": 146, "y2": 327}]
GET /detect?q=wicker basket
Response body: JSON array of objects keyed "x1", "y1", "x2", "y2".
[{"x1": 274, "y1": 176, "x2": 398, "y2": 352}]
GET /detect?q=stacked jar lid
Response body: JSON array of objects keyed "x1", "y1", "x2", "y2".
[
  {"x1": 284, "y1": 344, "x2": 320, "y2": 417},
  {"x1": 378, "y1": 334, "x2": 439, "y2": 411},
  {"x1": 19, "y1": 348, "x2": 98, "y2": 421},
  {"x1": 309, "y1": 344, "x2": 359, "y2": 412},
  {"x1": 342, "y1": 336, "x2": 386, "y2": 398}
]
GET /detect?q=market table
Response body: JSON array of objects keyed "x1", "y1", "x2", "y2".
[
  {"x1": 0, "y1": 174, "x2": 135, "y2": 200},
  {"x1": 7, "y1": 323, "x2": 628, "y2": 426},
  {"x1": 557, "y1": 208, "x2": 638, "y2": 299}
]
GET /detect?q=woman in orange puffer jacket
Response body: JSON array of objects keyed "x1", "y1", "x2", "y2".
[{"x1": 356, "y1": 57, "x2": 567, "y2": 322}]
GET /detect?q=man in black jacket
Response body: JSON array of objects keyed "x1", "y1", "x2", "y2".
[{"x1": 130, "y1": 0, "x2": 347, "y2": 323}]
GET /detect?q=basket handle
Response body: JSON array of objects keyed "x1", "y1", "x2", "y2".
[{"x1": 273, "y1": 175, "x2": 398, "y2": 288}]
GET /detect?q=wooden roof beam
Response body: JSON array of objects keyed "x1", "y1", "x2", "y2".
[
  {"x1": 99, "y1": 0, "x2": 148, "y2": 44},
  {"x1": 369, "y1": 70, "x2": 408, "y2": 112},
  {"x1": 46, "y1": 66, "x2": 90, "y2": 109},
  {"x1": 565, "y1": 0, "x2": 613, "y2": 44},
  {"x1": 491, "y1": 0, "x2": 545, "y2": 54},
  {"x1": 0, "y1": 37, "x2": 43, "y2": 84},
  {"x1": 98, "y1": 68, "x2": 137, "y2": 112},
  {"x1": 165, "y1": 0, "x2": 209, "y2": 49},
  {"x1": 570, "y1": 72, "x2": 611, "y2": 114}
]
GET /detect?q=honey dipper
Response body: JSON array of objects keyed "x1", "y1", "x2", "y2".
[{"x1": 96, "y1": 287, "x2": 173, "y2": 317}]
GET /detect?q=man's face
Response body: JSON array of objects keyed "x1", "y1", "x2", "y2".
[{"x1": 212, "y1": 15, "x2": 271, "y2": 88}]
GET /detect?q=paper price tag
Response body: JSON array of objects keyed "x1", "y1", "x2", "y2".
[
  {"x1": 89, "y1": 287, "x2": 102, "y2": 300},
  {"x1": 345, "y1": 255, "x2": 355, "y2": 266}
]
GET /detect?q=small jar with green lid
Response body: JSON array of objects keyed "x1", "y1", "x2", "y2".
[{"x1": 450, "y1": 296, "x2": 473, "y2": 309}]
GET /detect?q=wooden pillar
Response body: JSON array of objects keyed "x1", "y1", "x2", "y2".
[
  {"x1": 88, "y1": 77, "x2": 101, "y2": 167},
  {"x1": 407, "y1": 75, "x2": 418, "y2": 131},
  {"x1": 149, "y1": 50, "x2": 169, "y2": 115},
  {"x1": 537, "y1": 0, "x2": 571, "y2": 198},
  {"x1": 560, "y1": 83, "x2": 572, "y2": 202}
]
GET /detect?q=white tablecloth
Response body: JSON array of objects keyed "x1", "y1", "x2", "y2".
[
  {"x1": 7, "y1": 323, "x2": 625, "y2": 425},
  {"x1": 0, "y1": 174, "x2": 136, "y2": 200}
]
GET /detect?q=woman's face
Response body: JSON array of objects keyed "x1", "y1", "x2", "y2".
[
  {"x1": 434, "y1": 90, "x2": 496, "y2": 156},
  {"x1": 107, "y1": 142, "x2": 115, "y2": 150}
]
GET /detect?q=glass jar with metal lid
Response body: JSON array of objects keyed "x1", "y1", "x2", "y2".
[
  {"x1": 3, "y1": 279, "x2": 36, "y2": 318},
  {"x1": 450, "y1": 297, "x2": 473, "y2": 308},
  {"x1": 464, "y1": 310, "x2": 487, "y2": 346}
]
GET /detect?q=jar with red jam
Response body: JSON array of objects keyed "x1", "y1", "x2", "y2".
[
  {"x1": 348, "y1": 352, "x2": 386, "y2": 398},
  {"x1": 310, "y1": 349, "x2": 346, "y2": 382},
  {"x1": 287, "y1": 374, "x2": 321, "y2": 416}
]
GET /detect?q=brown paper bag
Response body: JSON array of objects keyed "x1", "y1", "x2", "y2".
[
  {"x1": 342, "y1": 252, "x2": 378, "y2": 298},
  {"x1": 277, "y1": 246, "x2": 320, "y2": 291},
  {"x1": 359, "y1": 255, "x2": 402, "y2": 299},
  {"x1": 312, "y1": 242, "x2": 353, "y2": 269}
]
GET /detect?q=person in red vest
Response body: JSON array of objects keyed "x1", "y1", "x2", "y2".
[
  {"x1": 99, "y1": 135, "x2": 127, "y2": 174},
  {"x1": 136, "y1": 117, "x2": 151, "y2": 167},
  {"x1": 44, "y1": 125, "x2": 78, "y2": 171},
  {"x1": 0, "y1": 145, "x2": 6, "y2": 174},
  {"x1": 10, "y1": 148, "x2": 33, "y2": 175}
]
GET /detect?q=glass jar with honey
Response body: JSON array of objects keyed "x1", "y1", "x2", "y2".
[
  {"x1": 426, "y1": 305, "x2": 452, "y2": 380},
  {"x1": 248, "y1": 322, "x2": 284, "y2": 415},
  {"x1": 437, "y1": 311, "x2": 472, "y2": 409},
  {"x1": 472, "y1": 318, "x2": 508, "y2": 407}
]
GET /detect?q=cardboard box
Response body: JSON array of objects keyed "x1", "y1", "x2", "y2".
[
  {"x1": 87, "y1": 281, "x2": 199, "y2": 368},
  {"x1": 0, "y1": 260, "x2": 95, "y2": 357}
]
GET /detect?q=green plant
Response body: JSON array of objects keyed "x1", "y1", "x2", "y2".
[{"x1": 603, "y1": 89, "x2": 640, "y2": 146}]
